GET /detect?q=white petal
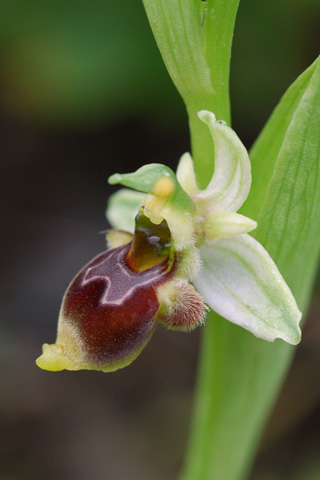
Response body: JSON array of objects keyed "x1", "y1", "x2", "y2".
[
  {"x1": 176, "y1": 152, "x2": 198, "y2": 195},
  {"x1": 196, "y1": 110, "x2": 252, "y2": 212},
  {"x1": 204, "y1": 211, "x2": 257, "y2": 240},
  {"x1": 106, "y1": 188, "x2": 145, "y2": 232},
  {"x1": 194, "y1": 234, "x2": 302, "y2": 344}
]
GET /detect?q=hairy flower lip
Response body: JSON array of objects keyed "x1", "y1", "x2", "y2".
[
  {"x1": 61, "y1": 243, "x2": 176, "y2": 360},
  {"x1": 36, "y1": 216, "x2": 188, "y2": 372}
]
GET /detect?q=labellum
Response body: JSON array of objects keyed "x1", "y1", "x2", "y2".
[{"x1": 36, "y1": 210, "x2": 205, "y2": 372}]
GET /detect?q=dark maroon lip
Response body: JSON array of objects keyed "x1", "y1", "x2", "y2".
[
  {"x1": 81, "y1": 243, "x2": 171, "y2": 306},
  {"x1": 60, "y1": 242, "x2": 175, "y2": 366},
  {"x1": 55, "y1": 212, "x2": 179, "y2": 368}
]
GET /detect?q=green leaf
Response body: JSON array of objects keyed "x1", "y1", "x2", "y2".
[
  {"x1": 141, "y1": 0, "x2": 213, "y2": 106},
  {"x1": 251, "y1": 57, "x2": 320, "y2": 305},
  {"x1": 141, "y1": 0, "x2": 240, "y2": 187},
  {"x1": 200, "y1": 0, "x2": 241, "y2": 122},
  {"x1": 181, "y1": 57, "x2": 320, "y2": 480},
  {"x1": 242, "y1": 57, "x2": 319, "y2": 223}
]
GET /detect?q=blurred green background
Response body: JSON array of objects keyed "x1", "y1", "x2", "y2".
[{"x1": 1, "y1": 1, "x2": 320, "y2": 479}]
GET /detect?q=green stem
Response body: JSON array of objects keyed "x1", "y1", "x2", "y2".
[{"x1": 181, "y1": 316, "x2": 297, "y2": 480}]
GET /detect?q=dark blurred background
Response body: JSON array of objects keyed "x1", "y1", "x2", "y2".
[{"x1": 1, "y1": 1, "x2": 320, "y2": 479}]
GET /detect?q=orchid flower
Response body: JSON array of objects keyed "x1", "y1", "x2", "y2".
[{"x1": 36, "y1": 111, "x2": 301, "y2": 373}]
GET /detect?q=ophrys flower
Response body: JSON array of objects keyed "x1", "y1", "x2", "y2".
[{"x1": 36, "y1": 111, "x2": 301, "y2": 373}]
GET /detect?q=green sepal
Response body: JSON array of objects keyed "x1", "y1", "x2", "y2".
[{"x1": 109, "y1": 163, "x2": 195, "y2": 214}]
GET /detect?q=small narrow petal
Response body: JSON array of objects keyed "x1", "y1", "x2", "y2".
[
  {"x1": 196, "y1": 110, "x2": 252, "y2": 213},
  {"x1": 106, "y1": 188, "x2": 145, "y2": 232},
  {"x1": 194, "y1": 234, "x2": 302, "y2": 344},
  {"x1": 204, "y1": 211, "x2": 257, "y2": 241},
  {"x1": 176, "y1": 152, "x2": 199, "y2": 196}
]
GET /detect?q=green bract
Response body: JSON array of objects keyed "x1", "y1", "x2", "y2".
[{"x1": 107, "y1": 110, "x2": 302, "y2": 345}]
